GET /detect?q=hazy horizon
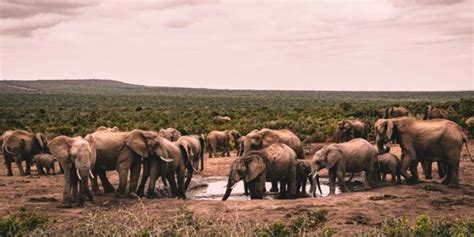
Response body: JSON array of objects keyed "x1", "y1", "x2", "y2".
[{"x1": 1, "y1": 0, "x2": 473, "y2": 91}]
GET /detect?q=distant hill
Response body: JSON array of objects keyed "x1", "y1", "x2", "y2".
[{"x1": 0, "y1": 79, "x2": 472, "y2": 101}]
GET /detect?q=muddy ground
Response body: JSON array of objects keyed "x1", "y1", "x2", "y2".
[{"x1": 0, "y1": 142, "x2": 473, "y2": 235}]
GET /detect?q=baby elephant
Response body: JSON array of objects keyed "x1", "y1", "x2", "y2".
[
  {"x1": 296, "y1": 160, "x2": 313, "y2": 195},
  {"x1": 378, "y1": 153, "x2": 401, "y2": 185},
  {"x1": 33, "y1": 154, "x2": 57, "y2": 175}
]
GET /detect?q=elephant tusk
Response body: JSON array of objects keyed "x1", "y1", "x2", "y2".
[
  {"x1": 3, "y1": 146, "x2": 15, "y2": 155},
  {"x1": 76, "y1": 169, "x2": 82, "y2": 181},
  {"x1": 192, "y1": 166, "x2": 199, "y2": 173},
  {"x1": 160, "y1": 156, "x2": 173, "y2": 162},
  {"x1": 89, "y1": 170, "x2": 95, "y2": 179},
  {"x1": 312, "y1": 171, "x2": 319, "y2": 179},
  {"x1": 230, "y1": 181, "x2": 239, "y2": 190}
]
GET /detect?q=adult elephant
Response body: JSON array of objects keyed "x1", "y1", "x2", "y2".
[
  {"x1": 465, "y1": 116, "x2": 474, "y2": 127},
  {"x1": 335, "y1": 119, "x2": 370, "y2": 143},
  {"x1": 140, "y1": 136, "x2": 193, "y2": 199},
  {"x1": 213, "y1": 116, "x2": 232, "y2": 123},
  {"x1": 96, "y1": 126, "x2": 119, "y2": 132},
  {"x1": 2, "y1": 130, "x2": 48, "y2": 176},
  {"x1": 309, "y1": 138, "x2": 378, "y2": 196},
  {"x1": 375, "y1": 117, "x2": 472, "y2": 187},
  {"x1": 383, "y1": 106, "x2": 410, "y2": 118},
  {"x1": 207, "y1": 130, "x2": 241, "y2": 158},
  {"x1": 423, "y1": 105, "x2": 448, "y2": 120},
  {"x1": 159, "y1": 128, "x2": 182, "y2": 142},
  {"x1": 49, "y1": 136, "x2": 96, "y2": 208},
  {"x1": 222, "y1": 143, "x2": 297, "y2": 200},
  {"x1": 242, "y1": 128, "x2": 304, "y2": 192},
  {"x1": 177, "y1": 134, "x2": 205, "y2": 190},
  {"x1": 86, "y1": 129, "x2": 173, "y2": 197}
]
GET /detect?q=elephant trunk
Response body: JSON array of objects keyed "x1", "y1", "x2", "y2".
[
  {"x1": 222, "y1": 187, "x2": 233, "y2": 201},
  {"x1": 376, "y1": 136, "x2": 390, "y2": 154},
  {"x1": 78, "y1": 168, "x2": 93, "y2": 201},
  {"x1": 309, "y1": 170, "x2": 322, "y2": 197}
]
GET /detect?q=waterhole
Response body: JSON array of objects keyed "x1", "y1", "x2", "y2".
[{"x1": 188, "y1": 176, "x2": 340, "y2": 200}]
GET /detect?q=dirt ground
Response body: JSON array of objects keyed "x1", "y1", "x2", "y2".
[{"x1": 0, "y1": 142, "x2": 473, "y2": 235}]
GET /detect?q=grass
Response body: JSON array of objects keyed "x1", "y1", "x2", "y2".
[{"x1": 0, "y1": 207, "x2": 48, "y2": 236}]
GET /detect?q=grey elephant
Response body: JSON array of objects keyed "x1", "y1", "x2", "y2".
[
  {"x1": 96, "y1": 126, "x2": 119, "y2": 132},
  {"x1": 49, "y1": 136, "x2": 96, "y2": 207},
  {"x1": 86, "y1": 129, "x2": 173, "y2": 197},
  {"x1": 309, "y1": 138, "x2": 378, "y2": 196},
  {"x1": 335, "y1": 119, "x2": 370, "y2": 143},
  {"x1": 33, "y1": 154, "x2": 57, "y2": 175},
  {"x1": 377, "y1": 152, "x2": 401, "y2": 185},
  {"x1": 296, "y1": 159, "x2": 314, "y2": 195},
  {"x1": 213, "y1": 116, "x2": 232, "y2": 123},
  {"x1": 222, "y1": 143, "x2": 297, "y2": 200},
  {"x1": 423, "y1": 105, "x2": 448, "y2": 120},
  {"x1": 2, "y1": 130, "x2": 48, "y2": 176},
  {"x1": 177, "y1": 134, "x2": 205, "y2": 190},
  {"x1": 207, "y1": 130, "x2": 241, "y2": 158},
  {"x1": 159, "y1": 128, "x2": 182, "y2": 142},
  {"x1": 375, "y1": 117, "x2": 473, "y2": 187},
  {"x1": 383, "y1": 106, "x2": 410, "y2": 118},
  {"x1": 140, "y1": 136, "x2": 193, "y2": 199}
]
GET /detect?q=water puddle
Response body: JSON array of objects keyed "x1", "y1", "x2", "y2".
[{"x1": 188, "y1": 176, "x2": 340, "y2": 200}]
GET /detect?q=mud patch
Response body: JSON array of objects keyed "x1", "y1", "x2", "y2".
[{"x1": 368, "y1": 194, "x2": 399, "y2": 201}]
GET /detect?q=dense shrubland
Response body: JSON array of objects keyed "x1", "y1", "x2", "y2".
[{"x1": 0, "y1": 80, "x2": 472, "y2": 141}]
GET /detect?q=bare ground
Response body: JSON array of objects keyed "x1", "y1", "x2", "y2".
[{"x1": 0, "y1": 142, "x2": 473, "y2": 235}]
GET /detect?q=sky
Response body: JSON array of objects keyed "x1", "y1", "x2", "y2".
[{"x1": 0, "y1": 0, "x2": 473, "y2": 91}]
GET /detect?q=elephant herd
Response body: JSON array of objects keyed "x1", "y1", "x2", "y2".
[{"x1": 0, "y1": 104, "x2": 473, "y2": 207}]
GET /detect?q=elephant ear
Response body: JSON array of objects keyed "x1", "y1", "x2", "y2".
[
  {"x1": 126, "y1": 130, "x2": 149, "y2": 158},
  {"x1": 385, "y1": 120, "x2": 395, "y2": 141},
  {"x1": 48, "y1": 136, "x2": 74, "y2": 168},
  {"x1": 326, "y1": 147, "x2": 343, "y2": 170},
  {"x1": 244, "y1": 155, "x2": 266, "y2": 182}
]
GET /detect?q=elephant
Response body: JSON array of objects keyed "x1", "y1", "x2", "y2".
[
  {"x1": 383, "y1": 106, "x2": 410, "y2": 119},
  {"x1": 222, "y1": 143, "x2": 297, "y2": 200},
  {"x1": 309, "y1": 138, "x2": 378, "y2": 196},
  {"x1": 159, "y1": 128, "x2": 182, "y2": 142},
  {"x1": 335, "y1": 119, "x2": 370, "y2": 143},
  {"x1": 140, "y1": 136, "x2": 193, "y2": 199},
  {"x1": 48, "y1": 136, "x2": 96, "y2": 207},
  {"x1": 96, "y1": 126, "x2": 119, "y2": 132},
  {"x1": 32, "y1": 154, "x2": 57, "y2": 175},
  {"x1": 242, "y1": 128, "x2": 304, "y2": 192},
  {"x1": 377, "y1": 152, "x2": 401, "y2": 185},
  {"x1": 213, "y1": 116, "x2": 232, "y2": 123},
  {"x1": 177, "y1": 134, "x2": 205, "y2": 190},
  {"x1": 421, "y1": 160, "x2": 447, "y2": 180},
  {"x1": 2, "y1": 130, "x2": 48, "y2": 176},
  {"x1": 296, "y1": 159, "x2": 314, "y2": 195},
  {"x1": 375, "y1": 117, "x2": 473, "y2": 187},
  {"x1": 86, "y1": 129, "x2": 173, "y2": 197},
  {"x1": 423, "y1": 105, "x2": 448, "y2": 120},
  {"x1": 207, "y1": 130, "x2": 241, "y2": 158}
]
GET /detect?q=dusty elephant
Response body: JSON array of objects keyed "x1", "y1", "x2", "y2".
[
  {"x1": 2, "y1": 130, "x2": 48, "y2": 176},
  {"x1": 33, "y1": 154, "x2": 57, "y2": 175},
  {"x1": 96, "y1": 126, "x2": 119, "y2": 132},
  {"x1": 423, "y1": 105, "x2": 448, "y2": 120},
  {"x1": 207, "y1": 130, "x2": 241, "y2": 158},
  {"x1": 465, "y1": 116, "x2": 474, "y2": 127},
  {"x1": 377, "y1": 152, "x2": 401, "y2": 185},
  {"x1": 375, "y1": 117, "x2": 473, "y2": 187},
  {"x1": 383, "y1": 106, "x2": 410, "y2": 118},
  {"x1": 335, "y1": 119, "x2": 371, "y2": 143},
  {"x1": 86, "y1": 129, "x2": 173, "y2": 197},
  {"x1": 309, "y1": 138, "x2": 378, "y2": 196},
  {"x1": 222, "y1": 143, "x2": 297, "y2": 200},
  {"x1": 49, "y1": 136, "x2": 96, "y2": 207},
  {"x1": 159, "y1": 128, "x2": 182, "y2": 142},
  {"x1": 213, "y1": 116, "x2": 232, "y2": 123},
  {"x1": 296, "y1": 159, "x2": 314, "y2": 195},
  {"x1": 177, "y1": 135, "x2": 205, "y2": 190}
]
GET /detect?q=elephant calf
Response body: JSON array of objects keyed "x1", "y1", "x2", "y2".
[
  {"x1": 296, "y1": 159, "x2": 313, "y2": 195},
  {"x1": 33, "y1": 154, "x2": 57, "y2": 175},
  {"x1": 377, "y1": 153, "x2": 401, "y2": 185}
]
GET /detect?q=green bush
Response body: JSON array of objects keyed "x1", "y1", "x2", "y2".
[{"x1": 0, "y1": 208, "x2": 48, "y2": 236}]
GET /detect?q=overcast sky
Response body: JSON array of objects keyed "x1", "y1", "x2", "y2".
[{"x1": 0, "y1": 0, "x2": 472, "y2": 91}]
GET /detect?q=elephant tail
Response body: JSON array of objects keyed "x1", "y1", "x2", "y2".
[
  {"x1": 462, "y1": 133, "x2": 473, "y2": 162},
  {"x1": 199, "y1": 134, "x2": 205, "y2": 171}
]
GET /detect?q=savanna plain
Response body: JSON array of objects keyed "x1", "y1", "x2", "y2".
[{"x1": 0, "y1": 80, "x2": 473, "y2": 236}]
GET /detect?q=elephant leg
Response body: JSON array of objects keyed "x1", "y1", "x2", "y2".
[
  {"x1": 446, "y1": 158, "x2": 460, "y2": 188},
  {"x1": 52, "y1": 165, "x2": 56, "y2": 175},
  {"x1": 146, "y1": 158, "x2": 159, "y2": 198},
  {"x1": 166, "y1": 172, "x2": 179, "y2": 197},
  {"x1": 25, "y1": 159, "x2": 31, "y2": 175},
  {"x1": 391, "y1": 172, "x2": 397, "y2": 185},
  {"x1": 301, "y1": 178, "x2": 307, "y2": 194},
  {"x1": 381, "y1": 173, "x2": 387, "y2": 182},
  {"x1": 438, "y1": 162, "x2": 447, "y2": 179},
  {"x1": 71, "y1": 176, "x2": 79, "y2": 204},
  {"x1": 46, "y1": 167, "x2": 50, "y2": 175},
  {"x1": 409, "y1": 161, "x2": 419, "y2": 184},
  {"x1": 400, "y1": 151, "x2": 416, "y2": 184},
  {"x1": 253, "y1": 174, "x2": 266, "y2": 199},
  {"x1": 177, "y1": 167, "x2": 187, "y2": 199},
  {"x1": 270, "y1": 181, "x2": 279, "y2": 192},
  {"x1": 328, "y1": 171, "x2": 337, "y2": 195},
  {"x1": 128, "y1": 159, "x2": 142, "y2": 197},
  {"x1": 137, "y1": 160, "x2": 150, "y2": 197},
  {"x1": 59, "y1": 163, "x2": 64, "y2": 174},
  {"x1": 61, "y1": 169, "x2": 73, "y2": 208},
  {"x1": 36, "y1": 163, "x2": 43, "y2": 175},
  {"x1": 278, "y1": 180, "x2": 287, "y2": 199},
  {"x1": 423, "y1": 161, "x2": 433, "y2": 180},
  {"x1": 98, "y1": 170, "x2": 115, "y2": 193},
  {"x1": 15, "y1": 159, "x2": 25, "y2": 176},
  {"x1": 243, "y1": 182, "x2": 249, "y2": 195},
  {"x1": 116, "y1": 166, "x2": 130, "y2": 197},
  {"x1": 338, "y1": 171, "x2": 349, "y2": 192},
  {"x1": 5, "y1": 161, "x2": 13, "y2": 176}
]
